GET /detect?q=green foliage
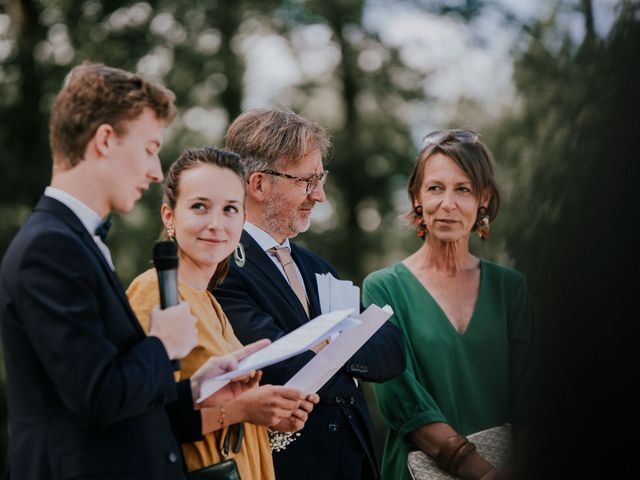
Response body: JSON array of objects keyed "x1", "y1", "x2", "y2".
[
  {"x1": 487, "y1": 3, "x2": 639, "y2": 475},
  {"x1": 489, "y1": 2, "x2": 638, "y2": 322}
]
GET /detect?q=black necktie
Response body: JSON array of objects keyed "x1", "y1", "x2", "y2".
[{"x1": 94, "y1": 215, "x2": 112, "y2": 242}]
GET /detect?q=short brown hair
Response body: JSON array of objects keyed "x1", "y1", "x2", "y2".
[
  {"x1": 407, "y1": 130, "x2": 501, "y2": 230},
  {"x1": 49, "y1": 62, "x2": 176, "y2": 168},
  {"x1": 224, "y1": 109, "x2": 331, "y2": 174}
]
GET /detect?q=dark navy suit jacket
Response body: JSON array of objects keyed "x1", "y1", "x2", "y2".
[
  {"x1": 215, "y1": 230, "x2": 405, "y2": 480},
  {"x1": 0, "y1": 196, "x2": 200, "y2": 480}
]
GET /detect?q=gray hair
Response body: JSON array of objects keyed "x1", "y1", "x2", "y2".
[{"x1": 224, "y1": 109, "x2": 331, "y2": 174}]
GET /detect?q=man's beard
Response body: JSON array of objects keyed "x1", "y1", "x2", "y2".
[{"x1": 263, "y1": 191, "x2": 312, "y2": 240}]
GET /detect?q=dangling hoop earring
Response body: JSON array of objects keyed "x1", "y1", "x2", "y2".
[
  {"x1": 414, "y1": 205, "x2": 428, "y2": 239},
  {"x1": 233, "y1": 243, "x2": 246, "y2": 268},
  {"x1": 476, "y1": 207, "x2": 490, "y2": 240},
  {"x1": 166, "y1": 224, "x2": 175, "y2": 241}
]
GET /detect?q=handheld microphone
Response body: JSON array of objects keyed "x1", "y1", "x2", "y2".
[{"x1": 153, "y1": 241, "x2": 181, "y2": 371}]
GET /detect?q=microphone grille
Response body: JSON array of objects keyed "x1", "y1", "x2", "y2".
[{"x1": 153, "y1": 241, "x2": 178, "y2": 271}]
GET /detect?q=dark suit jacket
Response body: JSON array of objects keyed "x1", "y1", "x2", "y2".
[
  {"x1": 0, "y1": 196, "x2": 200, "y2": 480},
  {"x1": 214, "y1": 230, "x2": 405, "y2": 480}
]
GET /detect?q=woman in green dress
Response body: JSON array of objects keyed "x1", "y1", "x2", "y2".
[{"x1": 363, "y1": 130, "x2": 533, "y2": 480}]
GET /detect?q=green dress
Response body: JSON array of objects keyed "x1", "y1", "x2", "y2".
[{"x1": 362, "y1": 260, "x2": 533, "y2": 480}]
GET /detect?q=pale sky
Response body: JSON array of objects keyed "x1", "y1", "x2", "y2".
[{"x1": 241, "y1": 0, "x2": 619, "y2": 142}]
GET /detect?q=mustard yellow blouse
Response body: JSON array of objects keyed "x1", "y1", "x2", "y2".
[{"x1": 127, "y1": 268, "x2": 275, "y2": 479}]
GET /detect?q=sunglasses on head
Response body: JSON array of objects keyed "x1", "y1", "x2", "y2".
[{"x1": 423, "y1": 129, "x2": 479, "y2": 147}]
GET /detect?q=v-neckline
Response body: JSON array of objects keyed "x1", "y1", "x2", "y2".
[{"x1": 397, "y1": 260, "x2": 485, "y2": 337}]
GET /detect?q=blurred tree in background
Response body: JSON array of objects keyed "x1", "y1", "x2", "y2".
[
  {"x1": 488, "y1": 1, "x2": 639, "y2": 476},
  {"x1": 1, "y1": 0, "x2": 637, "y2": 474}
]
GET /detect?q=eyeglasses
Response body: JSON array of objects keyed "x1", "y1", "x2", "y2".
[
  {"x1": 259, "y1": 169, "x2": 329, "y2": 194},
  {"x1": 423, "y1": 129, "x2": 480, "y2": 146}
]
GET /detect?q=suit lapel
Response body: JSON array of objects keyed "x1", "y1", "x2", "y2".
[
  {"x1": 241, "y1": 231, "x2": 311, "y2": 319},
  {"x1": 79, "y1": 229, "x2": 147, "y2": 337},
  {"x1": 35, "y1": 196, "x2": 146, "y2": 337}
]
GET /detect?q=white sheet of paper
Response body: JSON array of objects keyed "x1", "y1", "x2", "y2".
[
  {"x1": 196, "y1": 308, "x2": 358, "y2": 402},
  {"x1": 316, "y1": 273, "x2": 360, "y2": 315},
  {"x1": 285, "y1": 304, "x2": 393, "y2": 394}
]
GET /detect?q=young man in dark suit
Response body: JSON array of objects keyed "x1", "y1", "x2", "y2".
[
  {"x1": 0, "y1": 63, "x2": 260, "y2": 480},
  {"x1": 214, "y1": 109, "x2": 406, "y2": 480}
]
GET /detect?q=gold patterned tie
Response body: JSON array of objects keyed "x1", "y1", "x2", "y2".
[{"x1": 269, "y1": 247, "x2": 310, "y2": 317}]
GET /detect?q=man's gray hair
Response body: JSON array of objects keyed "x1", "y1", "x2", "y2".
[{"x1": 224, "y1": 109, "x2": 331, "y2": 175}]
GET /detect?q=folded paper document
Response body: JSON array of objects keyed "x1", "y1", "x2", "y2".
[
  {"x1": 316, "y1": 272, "x2": 360, "y2": 315},
  {"x1": 285, "y1": 304, "x2": 393, "y2": 394},
  {"x1": 197, "y1": 308, "x2": 358, "y2": 402}
]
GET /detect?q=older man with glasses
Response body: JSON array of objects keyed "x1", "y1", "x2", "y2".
[{"x1": 212, "y1": 108, "x2": 405, "y2": 480}]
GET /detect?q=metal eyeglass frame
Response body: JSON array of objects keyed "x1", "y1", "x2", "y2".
[{"x1": 259, "y1": 169, "x2": 329, "y2": 194}]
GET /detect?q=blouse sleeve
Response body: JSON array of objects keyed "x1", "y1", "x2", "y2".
[{"x1": 363, "y1": 272, "x2": 447, "y2": 438}]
